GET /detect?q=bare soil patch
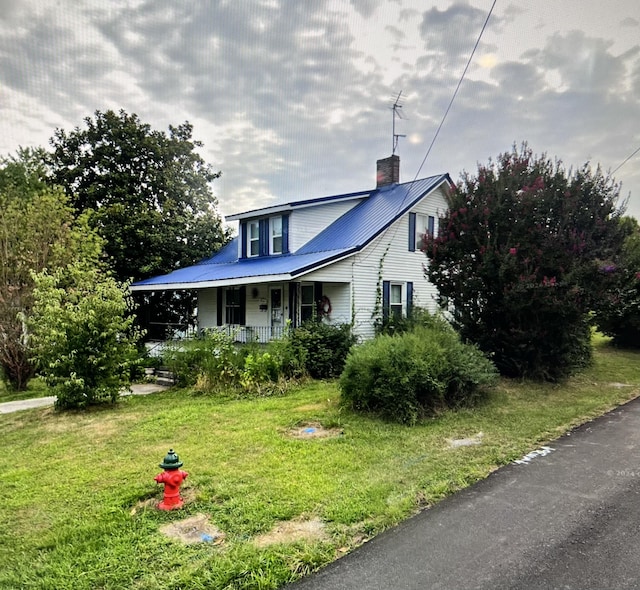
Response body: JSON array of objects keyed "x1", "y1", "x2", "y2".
[
  {"x1": 159, "y1": 513, "x2": 225, "y2": 545},
  {"x1": 448, "y1": 432, "x2": 484, "y2": 449},
  {"x1": 253, "y1": 517, "x2": 328, "y2": 547}
]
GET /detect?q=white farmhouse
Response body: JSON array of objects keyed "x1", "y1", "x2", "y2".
[{"x1": 131, "y1": 156, "x2": 452, "y2": 341}]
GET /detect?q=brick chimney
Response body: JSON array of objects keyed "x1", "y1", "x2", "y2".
[{"x1": 376, "y1": 155, "x2": 400, "y2": 188}]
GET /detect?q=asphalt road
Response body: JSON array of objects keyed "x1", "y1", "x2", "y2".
[{"x1": 286, "y1": 396, "x2": 640, "y2": 590}]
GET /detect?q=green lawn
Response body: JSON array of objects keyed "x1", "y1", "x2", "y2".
[
  {"x1": 2, "y1": 339, "x2": 639, "y2": 589},
  {"x1": 0, "y1": 377, "x2": 50, "y2": 403}
]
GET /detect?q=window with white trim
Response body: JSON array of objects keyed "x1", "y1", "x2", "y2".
[
  {"x1": 300, "y1": 284, "x2": 315, "y2": 322},
  {"x1": 390, "y1": 283, "x2": 403, "y2": 319},
  {"x1": 248, "y1": 220, "x2": 259, "y2": 257},
  {"x1": 270, "y1": 216, "x2": 283, "y2": 254},
  {"x1": 415, "y1": 214, "x2": 435, "y2": 250}
]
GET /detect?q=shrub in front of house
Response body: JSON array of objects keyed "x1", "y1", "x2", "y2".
[
  {"x1": 339, "y1": 324, "x2": 498, "y2": 424},
  {"x1": 287, "y1": 321, "x2": 356, "y2": 379},
  {"x1": 376, "y1": 307, "x2": 454, "y2": 337},
  {"x1": 163, "y1": 329, "x2": 242, "y2": 388},
  {"x1": 163, "y1": 329, "x2": 299, "y2": 395}
]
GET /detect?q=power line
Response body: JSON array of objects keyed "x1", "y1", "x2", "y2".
[
  {"x1": 413, "y1": 0, "x2": 497, "y2": 182},
  {"x1": 361, "y1": 0, "x2": 497, "y2": 266},
  {"x1": 612, "y1": 145, "x2": 640, "y2": 175}
]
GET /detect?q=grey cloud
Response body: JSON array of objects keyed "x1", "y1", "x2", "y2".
[
  {"x1": 399, "y1": 8, "x2": 419, "y2": 22},
  {"x1": 491, "y1": 61, "x2": 546, "y2": 97},
  {"x1": 534, "y1": 31, "x2": 625, "y2": 92},
  {"x1": 350, "y1": 0, "x2": 380, "y2": 18},
  {"x1": 385, "y1": 25, "x2": 405, "y2": 43},
  {"x1": 419, "y1": 3, "x2": 500, "y2": 59},
  {"x1": 501, "y1": 3, "x2": 526, "y2": 24},
  {"x1": 92, "y1": 0, "x2": 367, "y2": 127},
  {"x1": 621, "y1": 17, "x2": 639, "y2": 28}
]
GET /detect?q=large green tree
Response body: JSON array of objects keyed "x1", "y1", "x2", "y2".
[
  {"x1": 47, "y1": 110, "x2": 229, "y2": 336},
  {"x1": 0, "y1": 149, "x2": 101, "y2": 389},
  {"x1": 425, "y1": 144, "x2": 626, "y2": 381}
]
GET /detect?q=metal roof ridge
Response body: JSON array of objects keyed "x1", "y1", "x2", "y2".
[{"x1": 225, "y1": 188, "x2": 373, "y2": 221}]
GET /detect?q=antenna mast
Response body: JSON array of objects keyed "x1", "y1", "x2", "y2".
[{"x1": 391, "y1": 90, "x2": 406, "y2": 155}]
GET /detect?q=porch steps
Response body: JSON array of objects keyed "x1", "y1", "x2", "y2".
[{"x1": 145, "y1": 367, "x2": 176, "y2": 386}]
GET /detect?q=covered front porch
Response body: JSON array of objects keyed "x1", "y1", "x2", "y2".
[{"x1": 197, "y1": 280, "x2": 351, "y2": 343}]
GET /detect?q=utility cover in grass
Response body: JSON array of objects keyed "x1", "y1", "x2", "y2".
[
  {"x1": 159, "y1": 513, "x2": 225, "y2": 545},
  {"x1": 287, "y1": 421, "x2": 343, "y2": 439}
]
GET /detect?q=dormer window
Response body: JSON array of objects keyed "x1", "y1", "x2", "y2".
[
  {"x1": 270, "y1": 216, "x2": 283, "y2": 254},
  {"x1": 248, "y1": 220, "x2": 260, "y2": 257},
  {"x1": 241, "y1": 214, "x2": 289, "y2": 259}
]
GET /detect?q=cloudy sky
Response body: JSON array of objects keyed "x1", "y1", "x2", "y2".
[{"x1": 1, "y1": 0, "x2": 639, "y2": 223}]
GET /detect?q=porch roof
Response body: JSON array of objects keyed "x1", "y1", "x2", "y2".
[
  {"x1": 130, "y1": 245, "x2": 354, "y2": 290},
  {"x1": 131, "y1": 173, "x2": 451, "y2": 291}
]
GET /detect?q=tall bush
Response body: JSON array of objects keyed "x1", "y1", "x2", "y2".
[
  {"x1": 425, "y1": 144, "x2": 626, "y2": 381},
  {"x1": 288, "y1": 322, "x2": 356, "y2": 379},
  {"x1": 163, "y1": 330, "x2": 242, "y2": 389},
  {"x1": 30, "y1": 264, "x2": 141, "y2": 409},
  {"x1": 340, "y1": 324, "x2": 497, "y2": 424}
]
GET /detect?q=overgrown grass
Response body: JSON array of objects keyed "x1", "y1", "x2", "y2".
[{"x1": 1, "y1": 339, "x2": 639, "y2": 589}]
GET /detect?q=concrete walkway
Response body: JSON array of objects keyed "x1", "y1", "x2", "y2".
[
  {"x1": 286, "y1": 396, "x2": 640, "y2": 590},
  {"x1": 0, "y1": 382, "x2": 169, "y2": 414}
]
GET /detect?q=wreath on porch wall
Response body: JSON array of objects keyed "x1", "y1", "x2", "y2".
[{"x1": 318, "y1": 295, "x2": 332, "y2": 317}]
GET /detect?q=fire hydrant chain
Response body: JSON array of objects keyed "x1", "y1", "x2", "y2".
[{"x1": 154, "y1": 448, "x2": 188, "y2": 510}]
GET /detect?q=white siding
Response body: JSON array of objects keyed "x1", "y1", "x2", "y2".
[
  {"x1": 197, "y1": 288, "x2": 217, "y2": 330},
  {"x1": 197, "y1": 284, "x2": 289, "y2": 331},
  {"x1": 288, "y1": 200, "x2": 364, "y2": 252},
  {"x1": 199, "y1": 184, "x2": 448, "y2": 341},
  {"x1": 302, "y1": 184, "x2": 448, "y2": 340},
  {"x1": 245, "y1": 284, "x2": 270, "y2": 328}
]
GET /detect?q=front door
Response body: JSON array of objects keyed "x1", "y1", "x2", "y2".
[{"x1": 270, "y1": 286, "x2": 283, "y2": 337}]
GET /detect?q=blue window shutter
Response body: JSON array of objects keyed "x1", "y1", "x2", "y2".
[
  {"x1": 428, "y1": 215, "x2": 435, "y2": 237},
  {"x1": 240, "y1": 222, "x2": 247, "y2": 259},
  {"x1": 408, "y1": 212, "x2": 416, "y2": 252},
  {"x1": 259, "y1": 219, "x2": 269, "y2": 256},
  {"x1": 407, "y1": 282, "x2": 414, "y2": 318},
  {"x1": 282, "y1": 214, "x2": 289, "y2": 254},
  {"x1": 239, "y1": 286, "x2": 246, "y2": 325},
  {"x1": 382, "y1": 280, "x2": 390, "y2": 323},
  {"x1": 216, "y1": 287, "x2": 223, "y2": 326}
]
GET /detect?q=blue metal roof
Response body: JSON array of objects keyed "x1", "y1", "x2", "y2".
[
  {"x1": 131, "y1": 174, "x2": 451, "y2": 290},
  {"x1": 297, "y1": 175, "x2": 448, "y2": 255}
]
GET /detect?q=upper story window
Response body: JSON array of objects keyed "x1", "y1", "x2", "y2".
[
  {"x1": 410, "y1": 212, "x2": 436, "y2": 251},
  {"x1": 270, "y1": 216, "x2": 283, "y2": 254},
  {"x1": 248, "y1": 220, "x2": 260, "y2": 257},
  {"x1": 242, "y1": 214, "x2": 289, "y2": 259}
]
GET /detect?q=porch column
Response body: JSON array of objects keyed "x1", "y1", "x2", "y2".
[{"x1": 289, "y1": 282, "x2": 299, "y2": 328}]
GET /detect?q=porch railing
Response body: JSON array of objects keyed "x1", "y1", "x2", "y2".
[
  {"x1": 144, "y1": 324, "x2": 287, "y2": 358},
  {"x1": 211, "y1": 324, "x2": 287, "y2": 343}
]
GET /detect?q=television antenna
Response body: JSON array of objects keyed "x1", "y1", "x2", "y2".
[{"x1": 390, "y1": 90, "x2": 406, "y2": 155}]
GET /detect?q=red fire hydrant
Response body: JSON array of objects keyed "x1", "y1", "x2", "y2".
[{"x1": 154, "y1": 448, "x2": 188, "y2": 510}]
